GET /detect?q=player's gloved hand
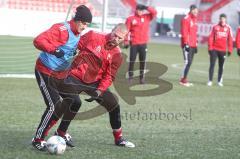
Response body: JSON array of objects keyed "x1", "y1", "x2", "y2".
[
  {"x1": 208, "y1": 50, "x2": 213, "y2": 55},
  {"x1": 227, "y1": 51, "x2": 231, "y2": 57},
  {"x1": 54, "y1": 48, "x2": 65, "y2": 58},
  {"x1": 85, "y1": 90, "x2": 102, "y2": 102},
  {"x1": 183, "y1": 44, "x2": 190, "y2": 52},
  {"x1": 73, "y1": 49, "x2": 78, "y2": 56},
  {"x1": 194, "y1": 47, "x2": 198, "y2": 54},
  {"x1": 123, "y1": 41, "x2": 130, "y2": 49},
  {"x1": 123, "y1": 44, "x2": 129, "y2": 49},
  {"x1": 237, "y1": 49, "x2": 240, "y2": 56}
]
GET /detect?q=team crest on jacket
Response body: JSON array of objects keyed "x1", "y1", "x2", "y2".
[
  {"x1": 59, "y1": 25, "x2": 67, "y2": 31},
  {"x1": 132, "y1": 19, "x2": 137, "y2": 25},
  {"x1": 95, "y1": 46, "x2": 101, "y2": 53},
  {"x1": 224, "y1": 27, "x2": 227, "y2": 32},
  {"x1": 141, "y1": 18, "x2": 144, "y2": 23},
  {"x1": 107, "y1": 53, "x2": 111, "y2": 60}
]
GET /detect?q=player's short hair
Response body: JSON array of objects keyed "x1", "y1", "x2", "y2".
[
  {"x1": 190, "y1": 4, "x2": 197, "y2": 11},
  {"x1": 112, "y1": 23, "x2": 128, "y2": 33},
  {"x1": 220, "y1": 13, "x2": 227, "y2": 18}
]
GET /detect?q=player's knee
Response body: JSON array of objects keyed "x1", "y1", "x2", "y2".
[
  {"x1": 187, "y1": 61, "x2": 192, "y2": 67},
  {"x1": 101, "y1": 91, "x2": 119, "y2": 112},
  {"x1": 70, "y1": 99, "x2": 82, "y2": 112}
]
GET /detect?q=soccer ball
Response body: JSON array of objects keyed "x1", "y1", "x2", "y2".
[{"x1": 46, "y1": 136, "x2": 66, "y2": 155}]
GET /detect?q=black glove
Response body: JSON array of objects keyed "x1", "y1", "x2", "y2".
[
  {"x1": 237, "y1": 49, "x2": 240, "y2": 56},
  {"x1": 123, "y1": 44, "x2": 129, "y2": 49},
  {"x1": 208, "y1": 50, "x2": 213, "y2": 55},
  {"x1": 227, "y1": 51, "x2": 231, "y2": 57},
  {"x1": 85, "y1": 90, "x2": 102, "y2": 102},
  {"x1": 194, "y1": 48, "x2": 198, "y2": 54},
  {"x1": 54, "y1": 48, "x2": 64, "y2": 58},
  {"x1": 73, "y1": 49, "x2": 77, "y2": 56},
  {"x1": 183, "y1": 44, "x2": 190, "y2": 52}
]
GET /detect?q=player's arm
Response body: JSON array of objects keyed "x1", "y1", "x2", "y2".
[
  {"x1": 146, "y1": 6, "x2": 157, "y2": 20},
  {"x1": 97, "y1": 52, "x2": 123, "y2": 93},
  {"x1": 123, "y1": 18, "x2": 131, "y2": 48},
  {"x1": 33, "y1": 24, "x2": 68, "y2": 54},
  {"x1": 181, "y1": 18, "x2": 190, "y2": 47},
  {"x1": 227, "y1": 27, "x2": 233, "y2": 54},
  {"x1": 236, "y1": 28, "x2": 240, "y2": 56},
  {"x1": 208, "y1": 26, "x2": 214, "y2": 52},
  {"x1": 77, "y1": 31, "x2": 92, "y2": 51}
]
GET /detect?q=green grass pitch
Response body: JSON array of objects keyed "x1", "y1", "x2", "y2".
[{"x1": 0, "y1": 36, "x2": 240, "y2": 159}]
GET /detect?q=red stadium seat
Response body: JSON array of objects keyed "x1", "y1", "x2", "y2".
[{"x1": 6, "y1": 0, "x2": 99, "y2": 16}]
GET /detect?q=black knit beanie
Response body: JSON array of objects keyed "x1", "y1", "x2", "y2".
[{"x1": 74, "y1": 5, "x2": 92, "y2": 23}]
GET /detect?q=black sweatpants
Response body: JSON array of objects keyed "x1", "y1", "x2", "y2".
[
  {"x1": 128, "y1": 44, "x2": 147, "y2": 79},
  {"x1": 58, "y1": 75, "x2": 121, "y2": 130},
  {"x1": 34, "y1": 70, "x2": 81, "y2": 139},
  {"x1": 208, "y1": 50, "x2": 226, "y2": 82},
  {"x1": 182, "y1": 47, "x2": 197, "y2": 78}
]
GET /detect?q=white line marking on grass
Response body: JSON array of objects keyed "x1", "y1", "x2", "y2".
[
  {"x1": 0, "y1": 74, "x2": 35, "y2": 78},
  {"x1": 171, "y1": 63, "x2": 208, "y2": 74}
]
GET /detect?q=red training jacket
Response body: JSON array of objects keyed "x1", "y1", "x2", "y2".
[
  {"x1": 125, "y1": 7, "x2": 157, "y2": 45},
  {"x1": 70, "y1": 31, "x2": 123, "y2": 93},
  {"x1": 33, "y1": 20, "x2": 79, "y2": 79},
  {"x1": 208, "y1": 23, "x2": 233, "y2": 53},
  {"x1": 235, "y1": 27, "x2": 240, "y2": 49},
  {"x1": 181, "y1": 13, "x2": 198, "y2": 48}
]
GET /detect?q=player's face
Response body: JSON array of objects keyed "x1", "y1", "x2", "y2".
[
  {"x1": 107, "y1": 28, "x2": 127, "y2": 48},
  {"x1": 191, "y1": 8, "x2": 198, "y2": 17},
  {"x1": 75, "y1": 21, "x2": 89, "y2": 33},
  {"x1": 136, "y1": 10, "x2": 144, "y2": 16},
  {"x1": 220, "y1": 17, "x2": 226, "y2": 25}
]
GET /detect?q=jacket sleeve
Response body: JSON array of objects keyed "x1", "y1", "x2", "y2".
[
  {"x1": 77, "y1": 31, "x2": 92, "y2": 50},
  {"x1": 208, "y1": 26, "x2": 214, "y2": 51},
  {"x1": 146, "y1": 6, "x2": 157, "y2": 21},
  {"x1": 97, "y1": 52, "x2": 122, "y2": 93},
  {"x1": 124, "y1": 17, "x2": 131, "y2": 44},
  {"x1": 181, "y1": 17, "x2": 190, "y2": 46},
  {"x1": 227, "y1": 27, "x2": 233, "y2": 53},
  {"x1": 33, "y1": 23, "x2": 68, "y2": 53},
  {"x1": 236, "y1": 28, "x2": 240, "y2": 49}
]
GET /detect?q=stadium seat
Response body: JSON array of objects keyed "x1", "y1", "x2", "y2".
[{"x1": 6, "y1": 0, "x2": 98, "y2": 15}]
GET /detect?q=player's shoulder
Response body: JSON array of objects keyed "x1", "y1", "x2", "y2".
[
  {"x1": 127, "y1": 14, "x2": 135, "y2": 20},
  {"x1": 87, "y1": 30, "x2": 106, "y2": 38},
  {"x1": 51, "y1": 22, "x2": 68, "y2": 32},
  {"x1": 183, "y1": 14, "x2": 190, "y2": 20},
  {"x1": 110, "y1": 46, "x2": 122, "y2": 55},
  {"x1": 212, "y1": 24, "x2": 219, "y2": 29},
  {"x1": 182, "y1": 14, "x2": 190, "y2": 23},
  {"x1": 225, "y1": 24, "x2": 232, "y2": 30}
]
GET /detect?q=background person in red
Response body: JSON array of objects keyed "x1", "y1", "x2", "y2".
[
  {"x1": 32, "y1": 5, "x2": 92, "y2": 151},
  {"x1": 179, "y1": 5, "x2": 198, "y2": 87},
  {"x1": 208, "y1": 14, "x2": 233, "y2": 87},
  {"x1": 60, "y1": 23, "x2": 135, "y2": 148},
  {"x1": 235, "y1": 26, "x2": 240, "y2": 57},
  {"x1": 125, "y1": 4, "x2": 157, "y2": 84}
]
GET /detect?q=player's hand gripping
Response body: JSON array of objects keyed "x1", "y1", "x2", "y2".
[
  {"x1": 183, "y1": 44, "x2": 190, "y2": 52},
  {"x1": 237, "y1": 49, "x2": 240, "y2": 57},
  {"x1": 54, "y1": 48, "x2": 65, "y2": 58},
  {"x1": 85, "y1": 90, "x2": 102, "y2": 102}
]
